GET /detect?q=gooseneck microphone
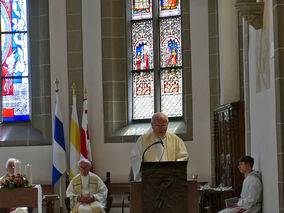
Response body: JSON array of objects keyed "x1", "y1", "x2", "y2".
[{"x1": 142, "y1": 137, "x2": 164, "y2": 162}]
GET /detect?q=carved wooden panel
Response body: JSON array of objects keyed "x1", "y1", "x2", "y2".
[
  {"x1": 214, "y1": 101, "x2": 245, "y2": 196},
  {"x1": 141, "y1": 161, "x2": 188, "y2": 213}
]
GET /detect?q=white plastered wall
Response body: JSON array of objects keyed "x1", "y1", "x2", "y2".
[{"x1": 248, "y1": 0, "x2": 279, "y2": 211}]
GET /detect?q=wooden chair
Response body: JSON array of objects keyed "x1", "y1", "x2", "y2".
[{"x1": 65, "y1": 172, "x2": 112, "y2": 213}]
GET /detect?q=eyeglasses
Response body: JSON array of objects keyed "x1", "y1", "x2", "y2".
[
  {"x1": 79, "y1": 166, "x2": 90, "y2": 170},
  {"x1": 153, "y1": 125, "x2": 168, "y2": 128}
]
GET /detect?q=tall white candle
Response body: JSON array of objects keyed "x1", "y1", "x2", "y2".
[
  {"x1": 25, "y1": 164, "x2": 32, "y2": 185},
  {"x1": 14, "y1": 160, "x2": 22, "y2": 175}
]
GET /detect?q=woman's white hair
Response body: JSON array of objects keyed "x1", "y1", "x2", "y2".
[
  {"x1": 5, "y1": 158, "x2": 17, "y2": 168},
  {"x1": 78, "y1": 158, "x2": 91, "y2": 167}
]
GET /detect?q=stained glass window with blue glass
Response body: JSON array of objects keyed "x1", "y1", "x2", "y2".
[
  {"x1": 160, "y1": 17, "x2": 182, "y2": 68},
  {"x1": 1, "y1": 0, "x2": 30, "y2": 121},
  {"x1": 132, "y1": 20, "x2": 154, "y2": 71},
  {"x1": 131, "y1": 0, "x2": 183, "y2": 120}
]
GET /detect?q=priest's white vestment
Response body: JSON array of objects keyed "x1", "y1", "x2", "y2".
[
  {"x1": 130, "y1": 132, "x2": 189, "y2": 181},
  {"x1": 66, "y1": 172, "x2": 108, "y2": 213}
]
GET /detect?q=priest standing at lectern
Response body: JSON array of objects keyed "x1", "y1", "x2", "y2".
[{"x1": 130, "y1": 112, "x2": 189, "y2": 181}]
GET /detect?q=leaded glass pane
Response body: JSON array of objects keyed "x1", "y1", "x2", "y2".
[
  {"x1": 133, "y1": 71, "x2": 154, "y2": 119},
  {"x1": 132, "y1": 0, "x2": 152, "y2": 20},
  {"x1": 161, "y1": 69, "x2": 182, "y2": 117},
  {"x1": 2, "y1": 33, "x2": 28, "y2": 77},
  {"x1": 2, "y1": 77, "x2": 29, "y2": 121},
  {"x1": 132, "y1": 20, "x2": 153, "y2": 70},
  {"x1": 159, "y1": 0, "x2": 181, "y2": 17},
  {"x1": 1, "y1": 0, "x2": 28, "y2": 32},
  {"x1": 160, "y1": 17, "x2": 182, "y2": 68}
]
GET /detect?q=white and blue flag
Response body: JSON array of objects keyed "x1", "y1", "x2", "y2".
[{"x1": 52, "y1": 88, "x2": 67, "y2": 186}]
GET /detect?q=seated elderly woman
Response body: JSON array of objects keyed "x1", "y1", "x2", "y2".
[
  {"x1": 66, "y1": 159, "x2": 108, "y2": 213},
  {"x1": 0, "y1": 158, "x2": 28, "y2": 213}
]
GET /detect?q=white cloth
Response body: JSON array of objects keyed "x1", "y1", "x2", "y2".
[
  {"x1": 10, "y1": 208, "x2": 28, "y2": 213},
  {"x1": 130, "y1": 132, "x2": 188, "y2": 181},
  {"x1": 35, "y1": 184, "x2": 42, "y2": 213},
  {"x1": 218, "y1": 171, "x2": 262, "y2": 213},
  {"x1": 66, "y1": 173, "x2": 107, "y2": 213}
]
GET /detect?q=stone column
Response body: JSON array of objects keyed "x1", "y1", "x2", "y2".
[{"x1": 273, "y1": 0, "x2": 284, "y2": 212}]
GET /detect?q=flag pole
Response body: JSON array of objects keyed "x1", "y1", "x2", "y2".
[
  {"x1": 81, "y1": 88, "x2": 93, "y2": 171},
  {"x1": 53, "y1": 78, "x2": 66, "y2": 212},
  {"x1": 70, "y1": 83, "x2": 81, "y2": 180},
  {"x1": 56, "y1": 79, "x2": 63, "y2": 210}
]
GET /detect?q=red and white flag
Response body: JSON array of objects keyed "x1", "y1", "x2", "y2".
[{"x1": 80, "y1": 96, "x2": 93, "y2": 172}]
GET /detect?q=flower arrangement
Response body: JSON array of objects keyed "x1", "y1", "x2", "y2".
[{"x1": 0, "y1": 174, "x2": 31, "y2": 189}]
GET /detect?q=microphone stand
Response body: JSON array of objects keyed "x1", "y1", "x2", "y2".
[{"x1": 142, "y1": 139, "x2": 164, "y2": 163}]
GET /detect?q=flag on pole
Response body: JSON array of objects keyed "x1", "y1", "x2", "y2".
[
  {"x1": 52, "y1": 86, "x2": 67, "y2": 187},
  {"x1": 69, "y1": 85, "x2": 81, "y2": 180},
  {"x1": 80, "y1": 89, "x2": 93, "y2": 171}
]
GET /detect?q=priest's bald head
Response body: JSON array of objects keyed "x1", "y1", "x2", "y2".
[{"x1": 151, "y1": 112, "x2": 169, "y2": 138}]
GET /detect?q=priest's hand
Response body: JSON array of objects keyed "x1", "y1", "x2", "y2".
[{"x1": 78, "y1": 195, "x2": 95, "y2": 204}]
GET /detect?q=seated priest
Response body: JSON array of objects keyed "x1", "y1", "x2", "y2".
[
  {"x1": 130, "y1": 112, "x2": 189, "y2": 181},
  {"x1": 218, "y1": 156, "x2": 262, "y2": 213},
  {"x1": 66, "y1": 159, "x2": 108, "y2": 213},
  {"x1": 0, "y1": 158, "x2": 28, "y2": 213}
]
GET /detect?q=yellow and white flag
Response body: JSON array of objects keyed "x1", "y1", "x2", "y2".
[{"x1": 69, "y1": 89, "x2": 80, "y2": 180}]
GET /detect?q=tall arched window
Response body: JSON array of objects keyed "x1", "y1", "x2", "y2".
[
  {"x1": 1, "y1": 0, "x2": 30, "y2": 122},
  {"x1": 131, "y1": 0, "x2": 183, "y2": 120}
]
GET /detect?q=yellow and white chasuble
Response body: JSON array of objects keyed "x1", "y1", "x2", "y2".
[
  {"x1": 130, "y1": 132, "x2": 189, "y2": 181},
  {"x1": 66, "y1": 172, "x2": 108, "y2": 213}
]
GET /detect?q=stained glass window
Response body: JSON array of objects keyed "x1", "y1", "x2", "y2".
[
  {"x1": 160, "y1": 69, "x2": 182, "y2": 117},
  {"x1": 131, "y1": 0, "x2": 183, "y2": 120},
  {"x1": 133, "y1": 72, "x2": 154, "y2": 119},
  {"x1": 1, "y1": 0, "x2": 30, "y2": 122},
  {"x1": 160, "y1": 17, "x2": 182, "y2": 67},
  {"x1": 132, "y1": 21, "x2": 154, "y2": 70},
  {"x1": 159, "y1": 0, "x2": 181, "y2": 17},
  {"x1": 132, "y1": 0, "x2": 152, "y2": 20}
]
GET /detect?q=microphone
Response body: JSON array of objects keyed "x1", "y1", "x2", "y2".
[
  {"x1": 158, "y1": 136, "x2": 164, "y2": 147},
  {"x1": 142, "y1": 138, "x2": 164, "y2": 162}
]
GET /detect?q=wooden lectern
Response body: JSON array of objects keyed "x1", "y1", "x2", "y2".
[{"x1": 141, "y1": 161, "x2": 188, "y2": 213}]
